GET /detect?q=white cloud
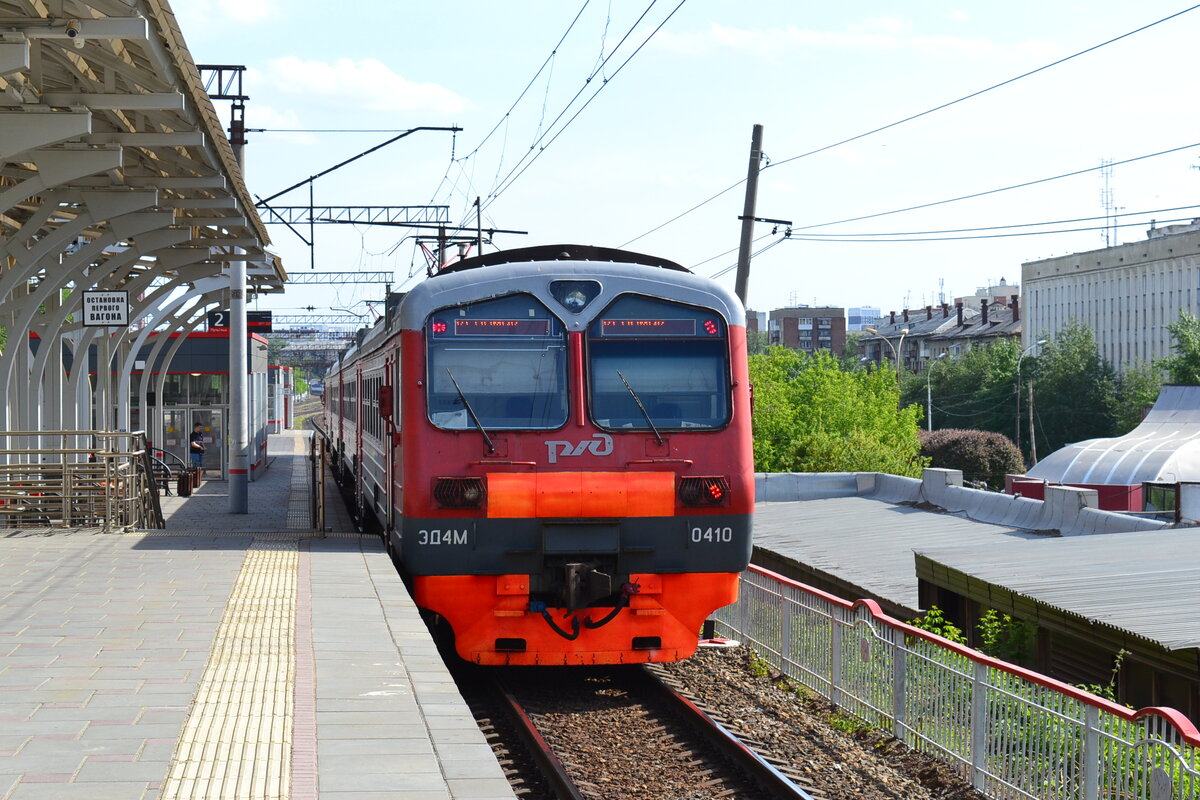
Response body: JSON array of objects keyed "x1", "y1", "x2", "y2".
[
  {"x1": 946, "y1": 9, "x2": 971, "y2": 22},
  {"x1": 257, "y1": 57, "x2": 468, "y2": 114}
]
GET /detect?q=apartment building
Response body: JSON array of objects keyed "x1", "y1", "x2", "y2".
[
  {"x1": 767, "y1": 306, "x2": 846, "y2": 354},
  {"x1": 1022, "y1": 221, "x2": 1200, "y2": 372}
]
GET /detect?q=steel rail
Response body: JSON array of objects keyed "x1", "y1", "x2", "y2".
[
  {"x1": 652, "y1": 675, "x2": 816, "y2": 800},
  {"x1": 497, "y1": 683, "x2": 584, "y2": 800}
]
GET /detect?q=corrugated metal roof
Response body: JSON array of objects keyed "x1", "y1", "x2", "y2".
[
  {"x1": 755, "y1": 489, "x2": 1200, "y2": 652},
  {"x1": 914, "y1": 530, "x2": 1200, "y2": 650},
  {"x1": 754, "y1": 496, "x2": 1047, "y2": 613},
  {"x1": 1027, "y1": 385, "x2": 1200, "y2": 485}
]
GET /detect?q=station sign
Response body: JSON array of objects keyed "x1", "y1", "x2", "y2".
[
  {"x1": 82, "y1": 291, "x2": 129, "y2": 327},
  {"x1": 208, "y1": 310, "x2": 273, "y2": 333}
]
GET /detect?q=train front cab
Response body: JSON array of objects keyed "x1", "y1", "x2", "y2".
[{"x1": 397, "y1": 282, "x2": 753, "y2": 666}]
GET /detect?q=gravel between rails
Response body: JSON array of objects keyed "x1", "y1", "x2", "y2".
[
  {"x1": 660, "y1": 647, "x2": 987, "y2": 800},
  {"x1": 509, "y1": 666, "x2": 771, "y2": 800}
]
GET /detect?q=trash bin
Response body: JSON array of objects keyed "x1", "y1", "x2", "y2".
[{"x1": 176, "y1": 470, "x2": 192, "y2": 497}]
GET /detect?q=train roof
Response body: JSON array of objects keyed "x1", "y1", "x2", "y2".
[
  {"x1": 400, "y1": 245, "x2": 745, "y2": 333},
  {"x1": 436, "y1": 244, "x2": 688, "y2": 274}
]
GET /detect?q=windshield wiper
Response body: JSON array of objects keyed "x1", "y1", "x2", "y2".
[
  {"x1": 445, "y1": 368, "x2": 495, "y2": 454},
  {"x1": 616, "y1": 369, "x2": 663, "y2": 445}
]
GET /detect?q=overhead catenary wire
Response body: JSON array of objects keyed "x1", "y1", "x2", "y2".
[
  {"x1": 425, "y1": 1, "x2": 592, "y2": 208},
  {"x1": 483, "y1": 0, "x2": 688, "y2": 211},
  {"x1": 617, "y1": 4, "x2": 1200, "y2": 246}
]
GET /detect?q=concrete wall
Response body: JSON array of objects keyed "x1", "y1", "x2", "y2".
[{"x1": 756, "y1": 467, "x2": 1172, "y2": 535}]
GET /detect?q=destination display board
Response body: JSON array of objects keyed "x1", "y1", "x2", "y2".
[{"x1": 431, "y1": 318, "x2": 552, "y2": 337}]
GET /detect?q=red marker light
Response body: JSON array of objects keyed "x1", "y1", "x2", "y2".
[
  {"x1": 704, "y1": 320, "x2": 718, "y2": 335},
  {"x1": 431, "y1": 320, "x2": 448, "y2": 334},
  {"x1": 708, "y1": 483, "x2": 724, "y2": 500}
]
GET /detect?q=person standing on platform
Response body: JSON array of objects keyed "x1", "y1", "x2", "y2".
[{"x1": 189, "y1": 423, "x2": 206, "y2": 482}]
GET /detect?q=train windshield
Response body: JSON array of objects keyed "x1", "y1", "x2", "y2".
[
  {"x1": 587, "y1": 295, "x2": 730, "y2": 430},
  {"x1": 426, "y1": 294, "x2": 568, "y2": 430}
]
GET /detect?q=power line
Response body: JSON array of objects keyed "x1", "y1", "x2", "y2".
[
  {"x1": 616, "y1": 4, "x2": 1200, "y2": 245},
  {"x1": 785, "y1": 204, "x2": 1200, "y2": 239},
  {"x1": 768, "y1": 3, "x2": 1200, "y2": 172},
  {"x1": 690, "y1": 231, "x2": 775, "y2": 270},
  {"x1": 710, "y1": 236, "x2": 785, "y2": 279},
  {"x1": 792, "y1": 141, "x2": 1200, "y2": 231},
  {"x1": 483, "y1": 0, "x2": 688, "y2": 211},
  {"x1": 785, "y1": 213, "x2": 1200, "y2": 243}
]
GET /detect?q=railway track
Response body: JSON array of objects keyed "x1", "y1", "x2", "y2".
[{"x1": 455, "y1": 662, "x2": 815, "y2": 800}]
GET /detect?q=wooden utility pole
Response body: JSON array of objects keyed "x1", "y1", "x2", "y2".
[{"x1": 734, "y1": 124, "x2": 764, "y2": 306}]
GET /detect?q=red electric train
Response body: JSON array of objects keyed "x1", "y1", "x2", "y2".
[{"x1": 322, "y1": 245, "x2": 753, "y2": 665}]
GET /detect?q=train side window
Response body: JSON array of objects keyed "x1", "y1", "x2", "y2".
[{"x1": 586, "y1": 295, "x2": 731, "y2": 431}]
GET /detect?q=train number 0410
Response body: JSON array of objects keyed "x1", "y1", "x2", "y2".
[{"x1": 690, "y1": 526, "x2": 733, "y2": 543}]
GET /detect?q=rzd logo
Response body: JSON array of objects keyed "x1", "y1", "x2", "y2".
[{"x1": 545, "y1": 433, "x2": 613, "y2": 464}]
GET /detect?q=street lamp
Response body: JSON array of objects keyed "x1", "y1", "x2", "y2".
[
  {"x1": 865, "y1": 325, "x2": 909, "y2": 373},
  {"x1": 926, "y1": 352, "x2": 947, "y2": 431},
  {"x1": 1015, "y1": 339, "x2": 1047, "y2": 454}
]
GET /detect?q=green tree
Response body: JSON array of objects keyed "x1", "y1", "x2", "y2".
[
  {"x1": 745, "y1": 329, "x2": 769, "y2": 356},
  {"x1": 840, "y1": 331, "x2": 864, "y2": 369},
  {"x1": 904, "y1": 338, "x2": 1022, "y2": 439},
  {"x1": 1112, "y1": 361, "x2": 1162, "y2": 434},
  {"x1": 1158, "y1": 310, "x2": 1200, "y2": 384},
  {"x1": 749, "y1": 347, "x2": 927, "y2": 476},
  {"x1": 1030, "y1": 323, "x2": 1116, "y2": 458},
  {"x1": 267, "y1": 336, "x2": 288, "y2": 365}
]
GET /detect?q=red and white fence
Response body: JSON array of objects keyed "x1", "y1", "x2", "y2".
[{"x1": 712, "y1": 565, "x2": 1200, "y2": 800}]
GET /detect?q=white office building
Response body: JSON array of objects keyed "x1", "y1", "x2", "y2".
[{"x1": 1022, "y1": 221, "x2": 1200, "y2": 372}]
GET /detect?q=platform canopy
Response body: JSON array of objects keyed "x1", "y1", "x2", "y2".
[
  {"x1": 1026, "y1": 385, "x2": 1200, "y2": 485},
  {"x1": 0, "y1": 0, "x2": 286, "y2": 431}
]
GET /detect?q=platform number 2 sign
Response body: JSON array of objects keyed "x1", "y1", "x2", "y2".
[{"x1": 207, "y1": 310, "x2": 230, "y2": 330}]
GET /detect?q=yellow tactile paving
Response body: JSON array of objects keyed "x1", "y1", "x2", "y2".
[{"x1": 160, "y1": 541, "x2": 298, "y2": 800}]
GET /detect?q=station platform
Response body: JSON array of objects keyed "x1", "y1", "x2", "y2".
[{"x1": 0, "y1": 431, "x2": 516, "y2": 800}]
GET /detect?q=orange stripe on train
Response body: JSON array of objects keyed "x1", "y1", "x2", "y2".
[{"x1": 487, "y1": 471, "x2": 674, "y2": 518}]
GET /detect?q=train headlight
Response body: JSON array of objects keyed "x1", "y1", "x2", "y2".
[
  {"x1": 550, "y1": 280, "x2": 600, "y2": 313},
  {"x1": 679, "y1": 476, "x2": 730, "y2": 506},
  {"x1": 434, "y1": 477, "x2": 486, "y2": 508}
]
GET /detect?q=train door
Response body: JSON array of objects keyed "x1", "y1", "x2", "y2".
[{"x1": 385, "y1": 355, "x2": 398, "y2": 536}]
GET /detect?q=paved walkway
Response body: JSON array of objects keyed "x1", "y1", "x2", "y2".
[{"x1": 0, "y1": 431, "x2": 515, "y2": 800}]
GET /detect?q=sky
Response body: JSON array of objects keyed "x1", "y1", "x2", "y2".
[{"x1": 175, "y1": 0, "x2": 1200, "y2": 322}]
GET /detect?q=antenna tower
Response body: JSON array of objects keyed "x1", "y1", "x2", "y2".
[{"x1": 1100, "y1": 158, "x2": 1116, "y2": 247}]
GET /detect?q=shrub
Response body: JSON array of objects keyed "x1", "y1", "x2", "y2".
[{"x1": 918, "y1": 428, "x2": 1025, "y2": 489}]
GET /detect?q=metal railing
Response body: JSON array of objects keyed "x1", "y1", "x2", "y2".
[
  {"x1": 0, "y1": 430, "x2": 164, "y2": 531},
  {"x1": 712, "y1": 565, "x2": 1200, "y2": 800}
]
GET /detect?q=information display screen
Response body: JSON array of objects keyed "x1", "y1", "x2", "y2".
[
  {"x1": 597, "y1": 317, "x2": 724, "y2": 337},
  {"x1": 600, "y1": 318, "x2": 696, "y2": 336},
  {"x1": 431, "y1": 318, "x2": 552, "y2": 337}
]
